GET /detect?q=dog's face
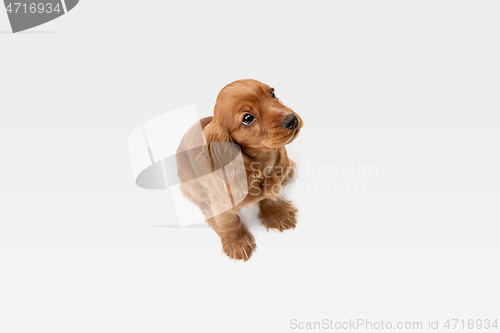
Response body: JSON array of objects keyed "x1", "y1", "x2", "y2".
[{"x1": 212, "y1": 79, "x2": 303, "y2": 151}]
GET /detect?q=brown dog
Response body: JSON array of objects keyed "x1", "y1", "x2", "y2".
[{"x1": 176, "y1": 79, "x2": 303, "y2": 261}]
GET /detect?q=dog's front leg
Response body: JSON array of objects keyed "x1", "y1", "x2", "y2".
[
  {"x1": 258, "y1": 198, "x2": 298, "y2": 232},
  {"x1": 281, "y1": 159, "x2": 297, "y2": 186},
  {"x1": 206, "y1": 209, "x2": 256, "y2": 261}
]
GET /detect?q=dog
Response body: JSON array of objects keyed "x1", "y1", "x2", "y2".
[{"x1": 175, "y1": 79, "x2": 303, "y2": 261}]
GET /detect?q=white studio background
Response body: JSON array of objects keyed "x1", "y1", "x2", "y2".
[{"x1": 1, "y1": 1, "x2": 499, "y2": 333}]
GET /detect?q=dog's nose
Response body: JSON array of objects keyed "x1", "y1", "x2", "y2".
[{"x1": 281, "y1": 114, "x2": 298, "y2": 130}]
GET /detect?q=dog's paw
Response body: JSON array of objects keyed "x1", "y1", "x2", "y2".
[
  {"x1": 259, "y1": 199, "x2": 298, "y2": 232},
  {"x1": 221, "y1": 228, "x2": 256, "y2": 261}
]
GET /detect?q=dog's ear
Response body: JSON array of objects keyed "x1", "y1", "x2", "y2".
[
  {"x1": 202, "y1": 121, "x2": 237, "y2": 172},
  {"x1": 198, "y1": 121, "x2": 248, "y2": 208}
]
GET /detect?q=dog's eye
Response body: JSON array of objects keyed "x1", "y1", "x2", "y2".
[
  {"x1": 242, "y1": 114, "x2": 255, "y2": 126},
  {"x1": 270, "y1": 90, "x2": 277, "y2": 99}
]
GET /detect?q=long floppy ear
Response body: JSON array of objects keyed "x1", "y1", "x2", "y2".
[
  {"x1": 202, "y1": 121, "x2": 237, "y2": 172},
  {"x1": 198, "y1": 121, "x2": 248, "y2": 208}
]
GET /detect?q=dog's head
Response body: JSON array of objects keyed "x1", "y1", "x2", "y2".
[{"x1": 204, "y1": 79, "x2": 303, "y2": 154}]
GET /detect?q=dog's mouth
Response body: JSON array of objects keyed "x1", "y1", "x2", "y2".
[
  {"x1": 259, "y1": 128, "x2": 300, "y2": 151},
  {"x1": 286, "y1": 129, "x2": 299, "y2": 144}
]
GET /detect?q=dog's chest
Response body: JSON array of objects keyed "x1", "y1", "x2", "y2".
[{"x1": 247, "y1": 160, "x2": 288, "y2": 200}]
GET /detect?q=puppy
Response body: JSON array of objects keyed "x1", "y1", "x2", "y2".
[{"x1": 175, "y1": 79, "x2": 303, "y2": 261}]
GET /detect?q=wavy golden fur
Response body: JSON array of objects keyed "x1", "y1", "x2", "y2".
[{"x1": 176, "y1": 79, "x2": 303, "y2": 261}]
